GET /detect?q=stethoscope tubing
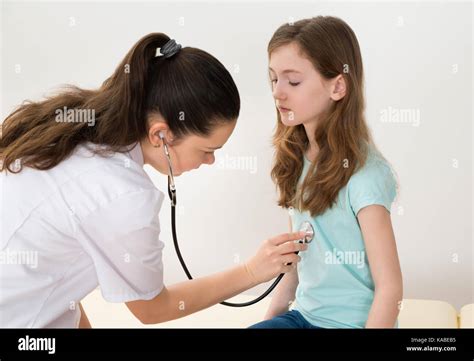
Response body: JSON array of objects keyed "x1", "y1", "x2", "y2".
[{"x1": 162, "y1": 138, "x2": 312, "y2": 307}]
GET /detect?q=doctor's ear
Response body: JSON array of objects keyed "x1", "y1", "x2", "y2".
[
  {"x1": 155, "y1": 131, "x2": 175, "y2": 144},
  {"x1": 147, "y1": 122, "x2": 175, "y2": 147},
  {"x1": 151, "y1": 131, "x2": 175, "y2": 148},
  {"x1": 330, "y1": 74, "x2": 347, "y2": 101}
]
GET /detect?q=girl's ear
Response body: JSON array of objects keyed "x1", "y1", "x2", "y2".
[{"x1": 330, "y1": 74, "x2": 346, "y2": 101}]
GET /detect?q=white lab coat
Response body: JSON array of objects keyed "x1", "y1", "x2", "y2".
[{"x1": 0, "y1": 142, "x2": 165, "y2": 328}]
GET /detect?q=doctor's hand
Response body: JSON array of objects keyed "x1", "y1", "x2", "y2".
[{"x1": 244, "y1": 231, "x2": 308, "y2": 284}]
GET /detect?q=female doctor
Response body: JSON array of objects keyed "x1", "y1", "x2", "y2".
[{"x1": 0, "y1": 33, "x2": 307, "y2": 328}]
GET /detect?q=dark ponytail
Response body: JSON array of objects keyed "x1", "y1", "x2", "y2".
[{"x1": 1, "y1": 33, "x2": 240, "y2": 173}]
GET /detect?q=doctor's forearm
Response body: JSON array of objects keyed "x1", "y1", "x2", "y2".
[
  {"x1": 127, "y1": 232, "x2": 307, "y2": 324},
  {"x1": 145, "y1": 264, "x2": 258, "y2": 323}
]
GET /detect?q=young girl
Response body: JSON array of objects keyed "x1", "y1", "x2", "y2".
[{"x1": 250, "y1": 16, "x2": 402, "y2": 329}]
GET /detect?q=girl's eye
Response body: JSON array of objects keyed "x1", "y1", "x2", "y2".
[{"x1": 270, "y1": 78, "x2": 300, "y2": 86}]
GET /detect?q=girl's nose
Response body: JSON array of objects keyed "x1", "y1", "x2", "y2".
[{"x1": 272, "y1": 82, "x2": 287, "y2": 100}]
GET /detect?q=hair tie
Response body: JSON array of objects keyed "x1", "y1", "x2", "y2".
[{"x1": 156, "y1": 39, "x2": 182, "y2": 59}]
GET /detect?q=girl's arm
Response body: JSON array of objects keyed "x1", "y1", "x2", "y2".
[
  {"x1": 357, "y1": 205, "x2": 403, "y2": 328},
  {"x1": 263, "y1": 217, "x2": 299, "y2": 320},
  {"x1": 263, "y1": 265, "x2": 299, "y2": 320}
]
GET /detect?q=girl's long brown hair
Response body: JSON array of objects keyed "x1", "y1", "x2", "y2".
[
  {"x1": 270, "y1": 16, "x2": 381, "y2": 217},
  {"x1": 1, "y1": 33, "x2": 240, "y2": 173}
]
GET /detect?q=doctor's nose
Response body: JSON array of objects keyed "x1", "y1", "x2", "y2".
[{"x1": 204, "y1": 153, "x2": 215, "y2": 165}]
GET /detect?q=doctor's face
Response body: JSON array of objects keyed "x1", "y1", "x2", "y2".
[
  {"x1": 142, "y1": 119, "x2": 237, "y2": 176},
  {"x1": 168, "y1": 120, "x2": 237, "y2": 175}
]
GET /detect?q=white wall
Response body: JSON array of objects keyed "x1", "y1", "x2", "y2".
[{"x1": 2, "y1": 1, "x2": 472, "y2": 310}]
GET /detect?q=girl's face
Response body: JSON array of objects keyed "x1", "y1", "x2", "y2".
[
  {"x1": 269, "y1": 42, "x2": 339, "y2": 127},
  {"x1": 142, "y1": 119, "x2": 236, "y2": 176}
]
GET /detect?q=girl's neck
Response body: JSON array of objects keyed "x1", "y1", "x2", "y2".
[
  {"x1": 305, "y1": 144, "x2": 319, "y2": 163},
  {"x1": 303, "y1": 121, "x2": 320, "y2": 162}
]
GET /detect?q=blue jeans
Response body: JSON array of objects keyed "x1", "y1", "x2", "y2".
[{"x1": 249, "y1": 310, "x2": 323, "y2": 329}]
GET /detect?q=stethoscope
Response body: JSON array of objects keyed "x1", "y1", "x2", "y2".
[{"x1": 160, "y1": 133, "x2": 315, "y2": 307}]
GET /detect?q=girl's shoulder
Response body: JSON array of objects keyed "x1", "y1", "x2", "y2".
[
  {"x1": 347, "y1": 145, "x2": 398, "y2": 214},
  {"x1": 351, "y1": 144, "x2": 395, "y2": 183}
]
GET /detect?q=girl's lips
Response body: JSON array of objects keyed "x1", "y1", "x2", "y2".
[{"x1": 278, "y1": 106, "x2": 291, "y2": 113}]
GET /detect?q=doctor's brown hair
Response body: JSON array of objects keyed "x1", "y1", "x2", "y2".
[
  {"x1": 269, "y1": 16, "x2": 383, "y2": 217},
  {"x1": 1, "y1": 33, "x2": 240, "y2": 173}
]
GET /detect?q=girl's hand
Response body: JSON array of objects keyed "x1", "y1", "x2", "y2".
[{"x1": 245, "y1": 231, "x2": 308, "y2": 284}]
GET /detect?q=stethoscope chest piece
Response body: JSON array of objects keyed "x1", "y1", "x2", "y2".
[{"x1": 299, "y1": 221, "x2": 315, "y2": 243}]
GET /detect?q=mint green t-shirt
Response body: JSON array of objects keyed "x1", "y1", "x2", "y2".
[{"x1": 292, "y1": 148, "x2": 398, "y2": 328}]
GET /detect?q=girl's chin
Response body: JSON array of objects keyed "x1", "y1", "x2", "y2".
[
  {"x1": 280, "y1": 112, "x2": 306, "y2": 127},
  {"x1": 281, "y1": 118, "x2": 304, "y2": 127}
]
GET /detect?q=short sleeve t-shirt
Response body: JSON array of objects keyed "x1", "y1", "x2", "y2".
[{"x1": 292, "y1": 146, "x2": 398, "y2": 328}]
